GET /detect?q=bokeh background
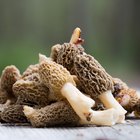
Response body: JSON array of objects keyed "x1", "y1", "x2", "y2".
[{"x1": 0, "y1": 0, "x2": 139, "y2": 87}]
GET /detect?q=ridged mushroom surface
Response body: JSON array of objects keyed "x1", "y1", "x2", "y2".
[
  {"x1": 50, "y1": 43, "x2": 84, "y2": 74},
  {"x1": 24, "y1": 101, "x2": 80, "y2": 127},
  {"x1": 74, "y1": 54, "x2": 114, "y2": 99},
  {"x1": 13, "y1": 64, "x2": 50, "y2": 107},
  {"x1": 0, "y1": 65, "x2": 21, "y2": 93},
  {"x1": 39, "y1": 55, "x2": 76, "y2": 101},
  {"x1": 1, "y1": 105, "x2": 28, "y2": 123}
]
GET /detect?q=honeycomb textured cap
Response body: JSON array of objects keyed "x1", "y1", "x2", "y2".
[
  {"x1": 0, "y1": 65, "x2": 21, "y2": 94},
  {"x1": 74, "y1": 54, "x2": 114, "y2": 99},
  {"x1": 13, "y1": 78, "x2": 50, "y2": 107},
  {"x1": 113, "y1": 78, "x2": 128, "y2": 97},
  {"x1": 24, "y1": 101, "x2": 80, "y2": 127},
  {"x1": 22, "y1": 64, "x2": 39, "y2": 79},
  {"x1": 0, "y1": 90, "x2": 8, "y2": 104},
  {"x1": 39, "y1": 56, "x2": 76, "y2": 101},
  {"x1": 1, "y1": 105, "x2": 28, "y2": 123},
  {"x1": 50, "y1": 43, "x2": 85, "y2": 75},
  {"x1": 115, "y1": 88, "x2": 139, "y2": 113}
]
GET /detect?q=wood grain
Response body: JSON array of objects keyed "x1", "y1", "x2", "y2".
[{"x1": 0, "y1": 119, "x2": 140, "y2": 140}]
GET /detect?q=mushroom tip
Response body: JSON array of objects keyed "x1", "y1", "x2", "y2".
[
  {"x1": 23, "y1": 106, "x2": 35, "y2": 118},
  {"x1": 39, "y1": 53, "x2": 51, "y2": 63}
]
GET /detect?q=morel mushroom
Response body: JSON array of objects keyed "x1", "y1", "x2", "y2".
[
  {"x1": 61, "y1": 83, "x2": 119, "y2": 126},
  {"x1": 39, "y1": 55, "x2": 119, "y2": 126},
  {"x1": 0, "y1": 100, "x2": 10, "y2": 122},
  {"x1": 73, "y1": 54, "x2": 126, "y2": 123},
  {"x1": 39, "y1": 54, "x2": 76, "y2": 102},
  {"x1": 0, "y1": 65, "x2": 21, "y2": 104},
  {"x1": 23, "y1": 101, "x2": 80, "y2": 127},
  {"x1": 1, "y1": 105, "x2": 28, "y2": 123},
  {"x1": 13, "y1": 64, "x2": 50, "y2": 107},
  {"x1": 113, "y1": 78, "x2": 140, "y2": 116},
  {"x1": 50, "y1": 28, "x2": 84, "y2": 75}
]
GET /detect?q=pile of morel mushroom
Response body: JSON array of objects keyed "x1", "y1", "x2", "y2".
[{"x1": 0, "y1": 28, "x2": 139, "y2": 127}]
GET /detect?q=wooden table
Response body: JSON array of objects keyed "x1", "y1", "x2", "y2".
[{"x1": 0, "y1": 117, "x2": 140, "y2": 140}]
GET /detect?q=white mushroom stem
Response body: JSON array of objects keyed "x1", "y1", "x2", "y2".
[
  {"x1": 70, "y1": 27, "x2": 81, "y2": 44},
  {"x1": 61, "y1": 83, "x2": 119, "y2": 126},
  {"x1": 99, "y1": 90, "x2": 127, "y2": 123}
]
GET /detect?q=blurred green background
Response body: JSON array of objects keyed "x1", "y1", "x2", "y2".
[{"x1": 0, "y1": 0, "x2": 139, "y2": 87}]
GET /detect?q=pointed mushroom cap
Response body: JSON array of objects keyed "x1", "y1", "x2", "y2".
[
  {"x1": 115, "y1": 88, "x2": 139, "y2": 113},
  {"x1": 50, "y1": 43, "x2": 85, "y2": 74},
  {"x1": 0, "y1": 65, "x2": 21, "y2": 94},
  {"x1": 23, "y1": 101, "x2": 80, "y2": 127},
  {"x1": 1, "y1": 105, "x2": 27, "y2": 123},
  {"x1": 39, "y1": 54, "x2": 76, "y2": 101},
  {"x1": 73, "y1": 54, "x2": 114, "y2": 99},
  {"x1": 13, "y1": 63, "x2": 50, "y2": 107}
]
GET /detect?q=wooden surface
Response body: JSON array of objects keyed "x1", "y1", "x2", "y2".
[{"x1": 0, "y1": 118, "x2": 140, "y2": 140}]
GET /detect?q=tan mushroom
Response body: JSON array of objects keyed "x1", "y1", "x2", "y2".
[
  {"x1": 39, "y1": 54, "x2": 76, "y2": 102},
  {"x1": 23, "y1": 101, "x2": 80, "y2": 127},
  {"x1": 13, "y1": 64, "x2": 50, "y2": 107},
  {"x1": 73, "y1": 54, "x2": 126, "y2": 123},
  {"x1": 0, "y1": 65, "x2": 21, "y2": 104},
  {"x1": 39, "y1": 54, "x2": 119, "y2": 126},
  {"x1": 113, "y1": 78, "x2": 140, "y2": 116},
  {"x1": 1, "y1": 104, "x2": 28, "y2": 123}
]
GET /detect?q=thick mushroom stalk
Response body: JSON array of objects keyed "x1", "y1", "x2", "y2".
[
  {"x1": 61, "y1": 83, "x2": 119, "y2": 126},
  {"x1": 73, "y1": 54, "x2": 126, "y2": 123}
]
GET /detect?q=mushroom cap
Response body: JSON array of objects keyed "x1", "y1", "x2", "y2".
[
  {"x1": 22, "y1": 64, "x2": 39, "y2": 79},
  {"x1": 0, "y1": 65, "x2": 21, "y2": 94},
  {"x1": 39, "y1": 56, "x2": 76, "y2": 101},
  {"x1": 24, "y1": 101, "x2": 80, "y2": 127},
  {"x1": 13, "y1": 78, "x2": 50, "y2": 107},
  {"x1": 1, "y1": 105, "x2": 28, "y2": 123},
  {"x1": 115, "y1": 88, "x2": 138, "y2": 113},
  {"x1": 113, "y1": 78, "x2": 128, "y2": 97},
  {"x1": 50, "y1": 43, "x2": 85, "y2": 74},
  {"x1": 13, "y1": 64, "x2": 50, "y2": 107},
  {"x1": 73, "y1": 54, "x2": 114, "y2": 99},
  {"x1": 0, "y1": 90, "x2": 8, "y2": 104}
]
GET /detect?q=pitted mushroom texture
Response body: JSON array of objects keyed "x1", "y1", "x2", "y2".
[
  {"x1": 0, "y1": 65, "x2": 21, "y2": 94},
  {"x1": 113, "y1": 78, "x2": 128, "y2": 97},
  {"x1": 39, "y1": 58, "x2": 76, "y2": 101},
  {"x1": 74, "y1": 54, "x2": 114, "y2": 99},
  {"x1": 1, "y1": 105, "x2": 28, "y2": 123},
  {"x1": 22, "y1": 64, "x2": 39, "y2": 79},
  {"x1": 13, "y1": 79, "x2": 50, "y2": 107},
  {"x1": 134, "y1": 99, "x2": 140, "y2": 117},
  {"x1": 13, "y1": 64, "x2": 50, "y2": 107},
  {"x1": 115, "y1": 88, "x2": 139, "y2": 113},
  {"x1": 0, "y1": 90, "x2": 8, "y2": 104},
  {"x1": 24, "y1": 101, "x2": 80, "y2": 127},
  {"x1": 51, "y1": 43, "x2": 85, "y2": 74}
]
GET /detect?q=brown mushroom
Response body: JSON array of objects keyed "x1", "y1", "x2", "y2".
[
  {"x1": 23, "y1": 101, "x2": 80, "y2": 127},
  {"x1": 50, "y1": 43, "x2": 84, "y2": 75},
  {"x1": 113, "y1": 78, "x2": 140, "y2": 116},
  {"x1": 39, "y1": 54, "x2": 76, "y2": 102},
  {"x1": 13, "y1": 64, "x2": 50, "y2": 107},
  {"x1": 73, "y1": 54, "x2": 126, "y2": 123},
  {"x1": 0, "y1": 65, "x2": 21, "y2": 104},
  {"x1": 1, "y1": 104, "x2": 28, "y2": 123},
  {"x1": 39, "y1": 54, "x2": 119, "y2": 126}
]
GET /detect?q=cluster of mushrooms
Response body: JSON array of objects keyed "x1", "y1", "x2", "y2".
[{"x1": 0, "y1": 28, "x2": 140, "y2": 127}]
